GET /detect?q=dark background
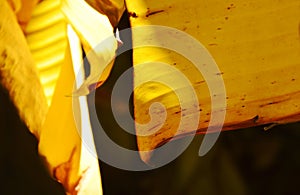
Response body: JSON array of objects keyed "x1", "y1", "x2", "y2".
[{"x1": 0, "y1": 11, "x2": 299, "y2": 195}]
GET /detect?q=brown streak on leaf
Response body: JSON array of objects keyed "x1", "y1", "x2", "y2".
[
  {"x1": 146, "y1": 10, "x2": 164, "y2": 17},
  {"x1": 53, "y1": 147, "x2": 82, "y2": 195}
]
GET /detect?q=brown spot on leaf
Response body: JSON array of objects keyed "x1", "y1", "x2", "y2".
[
  {"x1": 0, "y1": 50, "x2": 8, "y2": 68},
  {"x1": 227, "y1": 3, "x2": 235, "y2": 10},
  {"x1": 252, "y1": 115, "x2": 259, "y2": 123},
  {"x1": 1, "y1": 50, "x2": 7, "y2": 59},
  {"x1": 128, "y1": 12, "x2": 138, "y2": 18}
]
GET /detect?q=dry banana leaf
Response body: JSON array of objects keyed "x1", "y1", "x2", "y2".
[
  {"x1": 0, "y1": 0, "x2": 47, "y2": 137},
  {"x1": 85, "y1": 0, "x2": 125, "y2": 27}
]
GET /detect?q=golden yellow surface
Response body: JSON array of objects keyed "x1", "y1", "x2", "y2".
[
  {"x1": 0, "y1": 0, "x2": 48, "y2": 137},
  {"x1": 126, "y1": 0, "x2": 300, "y2": 161}
]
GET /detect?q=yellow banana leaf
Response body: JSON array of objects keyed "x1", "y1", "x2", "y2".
[
  {"x1": 1, "y1": 0, "x2": 121, "y2": 194},
  {"x1": 126, "y1": 0, "x2": 300, "y2": 162}
]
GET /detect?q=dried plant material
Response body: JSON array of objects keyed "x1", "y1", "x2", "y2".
[
  {"x1": 85, "y1": 0, "x2": 125, "y2": 27},
  {"x1": 0, "y1": 0, "x2": 48, "y2": 137}
]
